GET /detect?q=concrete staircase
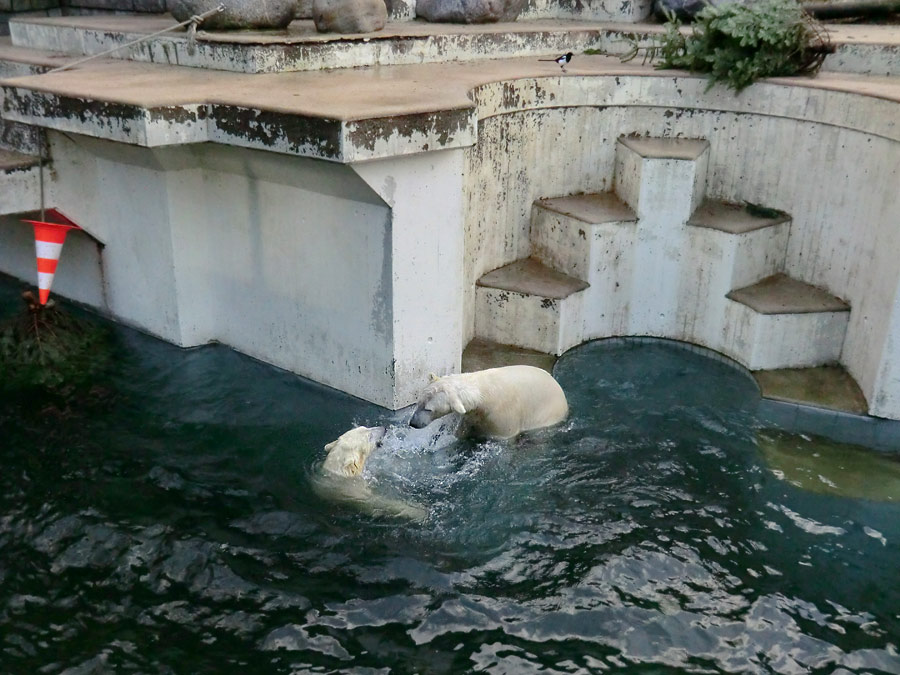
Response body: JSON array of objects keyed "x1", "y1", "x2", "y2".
[{"x1": 473, "y1": 135, "x2": 852, "y2": 372}]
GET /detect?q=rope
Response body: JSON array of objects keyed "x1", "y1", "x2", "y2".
[{"x1": 44, "y1": 3, "x2": 225, "y2": 75}]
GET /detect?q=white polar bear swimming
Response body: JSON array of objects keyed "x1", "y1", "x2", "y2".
[
  {"x1": 409, "y1": 365, "x2": 569, "y2": 440},
  {"x1": 312, "y1": 425, "x2": 427, "y2": 521}
]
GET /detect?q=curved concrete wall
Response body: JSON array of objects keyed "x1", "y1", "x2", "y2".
[{"x1": 464, "y1": 75, "x2": 900, "y2": 418}]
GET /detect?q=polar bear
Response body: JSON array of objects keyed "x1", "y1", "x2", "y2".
[
  {"x1": 409, "y1": 365, "x2": 569, "y2": 440},
  {"x1": 313, "y1": 426, "x2": 427, "y2": 521},
  {"x1": 321, "y1": 425, "x2": 386, "y2": 477}
]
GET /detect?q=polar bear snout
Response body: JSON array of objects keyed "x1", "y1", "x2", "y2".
[
  {"x1": 409, "y1": 406, "x2": 434, "y2": 429},
  {"x1": 368, "y1": 425, "x2": 386, "y2": 445}
]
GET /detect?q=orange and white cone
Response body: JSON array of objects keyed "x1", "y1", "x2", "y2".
[{"x1": 22, "y1": 209, "x2": 82, "y2": 305}]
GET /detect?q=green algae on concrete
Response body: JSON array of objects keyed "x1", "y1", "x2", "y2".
[
  {"x1": 758, "y1": 428, "x2": 900, "y2": 502},
  {"x1": 754, "y1": 365, "x2": 868, "y2": 415}
]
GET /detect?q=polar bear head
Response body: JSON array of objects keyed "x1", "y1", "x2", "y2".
[
  {"x1": 321, "y1": 426, "x2": 386, "y2": 477},
  {"x1": 409, "y1": 375, "x2": 481, "y2": 429}
]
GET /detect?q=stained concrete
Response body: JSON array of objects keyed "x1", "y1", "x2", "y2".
[
  {"x1": 688, "y1": 200, "x2": 790, "y2": 235},
  {"x1": 0, "y1": 147, "x2": 37, "y2": 168},
  {"x1": 728, "y1": 274, "x2": 850, "y2": 315},
  {"x1": 536, "y1": 191, "x2": 636, "y2": 224},
  {"x1": 754, "y1": 365, "x2": 869, "y2": 415},
  {"x1": 477, "y1": 257, "x2": 589, "y2": 299},
  {"x1": 617, "y1": 135, "x2": 709, "y2": 160},
  {"x1": 462, "y1": 337, "x2": 557, "y2": 373}
]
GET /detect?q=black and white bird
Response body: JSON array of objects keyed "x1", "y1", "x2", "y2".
[{"x1": 539, "y1": 52, "x2": 573, "y2": 72}]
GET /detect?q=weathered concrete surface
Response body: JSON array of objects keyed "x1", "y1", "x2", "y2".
[
  {"x1": 755, "y1": 365, "x2": 869, "y2": 415},
  {"x1": 6, "y1": 15, "x2": 900, "y2": 73},
  {"x1": 727, "y1": 273, "x2": 850, "y2": 315},
  {"x1": 0, "y1": 148, "x2": 41, "y2": 214},
  {"x1": 477, "y1": 257, "x2": 588, "y2": 298},
  {"x1": 461, "y1": 336, "x2": 557, "y2": 373},
  {"x1": 353, "y1": 149, "x2": 466, "y2": 408},
  {"x1": 1, "y1": 44, "x2": 899, "y2": 415},
  {"x1": 7, "y1": 15, "x2": 613, "y2": 72},
  {"x1": 475, "y1": 258, "x2": 587, "y2": 354},
  {"x1": 23, "y1": 132, "x2": 439, "y2": 408}
]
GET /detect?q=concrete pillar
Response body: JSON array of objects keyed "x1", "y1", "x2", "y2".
[
  {"x1": 353, "y1": 148, "x2": 466, "y2": 409},
  {"x1": 614, "y1": 137, "x2": 709, "y2": 337}
]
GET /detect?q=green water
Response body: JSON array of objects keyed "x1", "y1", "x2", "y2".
[{"x1": 1, "y1": 277, "x2": 899, "y2": 674}]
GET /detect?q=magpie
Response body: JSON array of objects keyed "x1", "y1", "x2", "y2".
[{"x1": 539, "y1": 52, "x2": 573, "y2": 72}]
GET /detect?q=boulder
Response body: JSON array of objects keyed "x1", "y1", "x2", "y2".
[
  {"x1": 168, "y1": 0, "x2": 296, "y2": 29},
  {"x1": 416, "y1": 0, "x2": 525, "y2": 23},
  {"x1": 313, "y1": 0, "x2": 387, "y2": 33}
]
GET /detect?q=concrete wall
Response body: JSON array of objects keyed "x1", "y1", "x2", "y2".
[
  {"x1": 464, "y1": 83, "x2": 900, "y2": 418},
  {"x1": 0, "y1": 132, "x2": 466, "y2": 409}
]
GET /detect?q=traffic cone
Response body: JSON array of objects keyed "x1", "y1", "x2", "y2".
[{"x1": 22, "y1": 209, "x2": 82, "y2": 306}]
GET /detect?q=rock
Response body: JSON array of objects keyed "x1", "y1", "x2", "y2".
[
  {"x1": 416, "y1": 0, "x2": 525, "y2": 23},
  {"x1": 168, "y1": 0, "x2": 297, "y2": 30},
  {"x1": 313, "y1": 0, "x2": 387, "y2": 33},
  {"x1": 295, "y1": 0, "x2": 314, "y2": 19}
]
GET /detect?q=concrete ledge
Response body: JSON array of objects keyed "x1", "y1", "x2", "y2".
[
  {"x1": 0, "y1": 147, "x2": 40, "y2": 215},
  {"x1": 688, "y1": 200, "x2": 790, "y2": 235},
  {"x1": 8, "y1": 17, "x2": 900, "y2": 75},
  {"x1": 617, "y1": 135, "x2": 709, "y2": 160},
  {"x1": 536, "y1": 191, "x2": 636, "y2": 224},
  {"x1": 531, "y1": 192, "x2": 636, "y2": 282},
  {"x1": 728, "y1": 273, "x2": 850, "y2": 315},
  {"x1": 475, "y1": 258, "x2": 588, "y2": 355},
  {"x1": 3, "y1": 54, "x2": 900, "y2": 163},
  {"x1": 8, "y1": 15, "x2": 616, "y2": 73},
  {"x1": 754, "y1": 365, "x2": 868, "y2": 415},
  {"x1": 477, "y1": 257, "x2": 589, "y2": 299}
]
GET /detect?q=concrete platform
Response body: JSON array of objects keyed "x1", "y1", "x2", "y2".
[
  {"x1": 6, "y1": 15, "x2": 614, "y2": 73},
  {"x1": 754, "y1": 365, "x2": 869, "y2": 415},
  {"x1": 462, "y1": 337, "x2": 557, "y2": 373},
  {"x1": 0, "y1": 148, "x2": 41, "y2": 215},
  {"x1": 1, "y1": 43, "x2": 899, "y2": 163},
  {"x1": 688, "y1": 200, "x2": 790, "y2": 235},
  {"x1": 536, "y1": 191, "x2": 637, "y2": 224},
  {"x1": 475, "y1": 258, "x2": 588, "y2": 355},
  {"x1": 7, "y1": 15, "x2": 900, "y2": 75},
  {"x1": 477, "y1": 257, "x2": 589, "y2": 298},
  {"x1": 728, "y1": 274, "x2": 850, "y2": 315}
]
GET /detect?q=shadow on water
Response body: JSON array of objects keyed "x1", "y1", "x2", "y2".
[{"x1": 1, "y1": 277, "x2": 899, "y2": 674}]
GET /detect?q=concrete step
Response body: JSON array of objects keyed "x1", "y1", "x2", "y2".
[
  {"x1": 686, "y1": 199, "x2": 791, "y2": 290},
  {"x1": 530, "y1": 191, "x2": 637, "y2": 281},
  {"x1": 753, "y1": 364, "x2": 868, "y2": 415},
  {"x1": 723, "y1": 274, "x2": 851, "y2": 370},
  {"x1": 462, "y1": 337, "x2": 557, "y2": 374},
  {"x1": 615, "y1": 135, "x2": 710, "y2": 221},
  {"x1": 6, "y1": 15, "x2": 618, "y2": 73},
  {"x1": 0, "y1": 148, "x2": 42, "y2": 215},
  {"x1": 475, "y1": 257, "x2": 588, "y2": 356}
]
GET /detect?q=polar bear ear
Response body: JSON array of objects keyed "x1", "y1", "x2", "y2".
[
  {"x1": 429, "y1": 372, "x2": 440, "y2": 382},
  {"x1": 324, "y1": 440, "x2": 337, "y2": 452},
  {"x1": 448, "y1": 390, "x2": 467, "y2": 415}
]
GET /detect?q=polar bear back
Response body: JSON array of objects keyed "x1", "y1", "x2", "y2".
[{"x1": 464, "y1": 365, "x2": 568, "y2": 439}]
